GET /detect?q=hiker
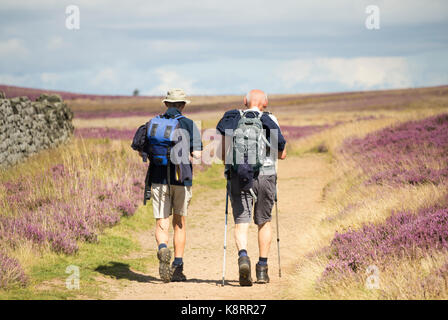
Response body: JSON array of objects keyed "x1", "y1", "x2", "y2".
[
  {"x1": 131, "y1": 88, "x2": 202, "y2": 283},
  {"x1": 216, "y1": 89, "x2": 287, "y2": 286}
]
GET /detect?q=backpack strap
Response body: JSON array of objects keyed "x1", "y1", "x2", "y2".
[
  {"x1": 173, "y1": 114, "x2": 185, "y2": 120},
  {"x1": 241, "y1": 109, "x2": 262, "y2": 119},
  {"x1": 161, "y1": 113, "x2": 185, "y2": 120},
  {"x1": 167, "y1": 114, "x2": 184, "y2": 193}
]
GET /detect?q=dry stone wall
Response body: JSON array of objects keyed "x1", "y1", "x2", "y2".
[{"x1": 0, "y1": 92, "x2": 74, "y2": 167}]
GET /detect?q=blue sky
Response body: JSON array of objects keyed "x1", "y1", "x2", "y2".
[{"x1": 0, "y1": 0, "x2": 447, "y2": 95}]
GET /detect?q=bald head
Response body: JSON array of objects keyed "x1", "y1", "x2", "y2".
[{"x1": 244, "y1": 89, "x2": 268, "y2": 111}]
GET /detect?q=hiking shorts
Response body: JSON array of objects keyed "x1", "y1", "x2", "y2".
[
  {"x1": 229, "y1": 174, "x2": 276, "y2": 225},
  {"x1": 151, "y1": 183, "x2": 192, "y2": 219}
]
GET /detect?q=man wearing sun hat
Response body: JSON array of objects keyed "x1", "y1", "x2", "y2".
[{"x1": 132, "y1": 88, "x2": 202, "y2": 282}]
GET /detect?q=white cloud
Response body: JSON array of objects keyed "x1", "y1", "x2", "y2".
[
  {"x1": 147, "y1": 40, "x2": 203, "y2": 53},
  {"x1": 0, "y1": 38, "x2": 28, "y2": 58},
  {"x1": 1, "y1": 0, "x2": 446, "y2": 95},
  {"x1": 0, "y1": 73, "x2": 32, "y2": 86},
  {"x1": 47, "y1": 36, "x2": 65, "y2": 50},
  {"x1": 40, "y1": 72, "x2": 60, "y2": 85},
  {"x1": 89, "y1": 67, "x2": 120, "y2": 87},
  {"x1": 278, "y1": 57, "x2": 413, "y2": 90},
  {"x1": 145, "y1": 69, "x2": 198, "y2": 95}
]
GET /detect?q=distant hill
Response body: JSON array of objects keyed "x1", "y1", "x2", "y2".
[
  {"x1": 0, "y1": 84, "x2": 155, "y2": 101},
  {"x1": 2, "y1": 83, "x2": 447, "y2": 119}
]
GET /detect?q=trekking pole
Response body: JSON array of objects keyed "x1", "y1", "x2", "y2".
[
  {"x1": 221, "y1": 178, "x2": 229, "y2": 286},
  {"x1": 275, "y1": 185, "x2": 282, "y2": 278}
]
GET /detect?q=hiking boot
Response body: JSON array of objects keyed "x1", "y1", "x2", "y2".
[
  {"x1": 157, "y1": 247, "x2": 172, "y2": 283},
  {"x1": 170, "y1": 263, "x2": 187, "y2": 282},
  {"x1": 256, "y1": 264, "x2": 270, "y2": 284},
  {"x1": 238, "y1": 256, "x2": 253, "y2": 286}
]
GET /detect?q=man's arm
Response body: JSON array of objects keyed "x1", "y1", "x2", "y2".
[
  {"x1": 131, "y1": 123, "x2": 150, "y2": 162},
  {"x1": 261, "y1": 114, "x2": 287, "y2": 161},
  {"x1": 215, "y1": 109, "x2": 240, "y2": 164},
  {"x1": 190, "y1": 120, "x2": 203, "y2": 162},
  {"x1": 278, "y1": 148, "x2": 287, "y2": 160},
  {"x1": 190, "y1": 150, "x2": 202, "y2": 162},
  {"x1": 220, "y1": 135, "x2": 226, "y2": 162}
]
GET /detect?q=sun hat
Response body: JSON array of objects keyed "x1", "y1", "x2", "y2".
[{"x1": 162, "y1": 88, "x2": 191, "y2": 104}]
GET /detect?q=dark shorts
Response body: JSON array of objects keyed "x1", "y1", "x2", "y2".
[{"x1": 229, "y1": 173, "x2": 276, "y2": 225}]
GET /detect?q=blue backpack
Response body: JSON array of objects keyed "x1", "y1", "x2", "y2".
[{"x1": 146, "y1": 114, "x2": 185, "y2": 166}]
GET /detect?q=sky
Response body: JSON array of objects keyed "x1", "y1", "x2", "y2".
[{"x1": 0, "y1": 0, "x2": 447, "y2": 96}]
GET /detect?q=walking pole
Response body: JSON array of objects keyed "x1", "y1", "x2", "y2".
[
  {"x1": 221, "y1": 177, "x2": 230, "y2": 286},
  {"x1": 275, "y1": 184, "x2": 282, "y2": 278}
]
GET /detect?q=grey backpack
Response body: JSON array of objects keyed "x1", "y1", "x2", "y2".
[{"x1": 231, "y1": 110, "x2": 270, "y2": 173}]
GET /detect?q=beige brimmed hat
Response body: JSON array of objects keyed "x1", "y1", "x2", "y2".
[{"x1": 162, "y1": 88, "x2": 191, "y2": 104}]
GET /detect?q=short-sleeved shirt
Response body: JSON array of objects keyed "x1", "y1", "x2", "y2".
[
  {"x1": 216, "y1": 108, "x2": 286, "y2": 174},
  {"x1": 149, "y1": 107, "x2": 202, "y2": 186}
]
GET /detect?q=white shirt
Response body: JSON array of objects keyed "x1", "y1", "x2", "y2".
[
  {"x1": 246, "y1": 107, "x2": 280, "y2": 175},
  {"x1": 248, "y1": 106, "x2": 280, "y2": 125}
]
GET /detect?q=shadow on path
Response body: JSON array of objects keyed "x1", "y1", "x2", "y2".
[
  {"x1": 186, "y1": 278, "x2": 221, "y2": 285},
  {"x1": 96, "y1": 262, "x2": 224, "y2": 285},
  {"x1": 95, "y1": 262, "x2": 159, "y2": 283}
]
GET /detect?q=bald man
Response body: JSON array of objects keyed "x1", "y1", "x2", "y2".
[{"x1": 216, "y1": 89, "x2": 287, "y2": 286}]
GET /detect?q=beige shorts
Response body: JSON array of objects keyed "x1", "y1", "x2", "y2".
[{"x1": 151, "y1": 183, "x2": 192, "y2": 219}]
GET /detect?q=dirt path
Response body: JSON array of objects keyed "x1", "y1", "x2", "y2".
[{"x1": 107, "y1": 154, "x2": 332, "y2": 299}]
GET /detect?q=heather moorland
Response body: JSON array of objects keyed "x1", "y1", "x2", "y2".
[{"x1": 1, "y1": 85, "x2": 448, "y2": 299}]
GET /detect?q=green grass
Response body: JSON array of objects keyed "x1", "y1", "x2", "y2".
[
  {"x1": 194, "y1": 163, "x2": 226, "y2": 191},
  {"x1": 0, "y1": 160, "x2": 225, "y2": 300},
  {"x1": 0, "y1": 203, "x2": 155, "y2": 300}
]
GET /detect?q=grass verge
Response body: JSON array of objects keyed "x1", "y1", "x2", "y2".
[{"x1": 0, "y1": 203, "x2": 155, "y2": 299}]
